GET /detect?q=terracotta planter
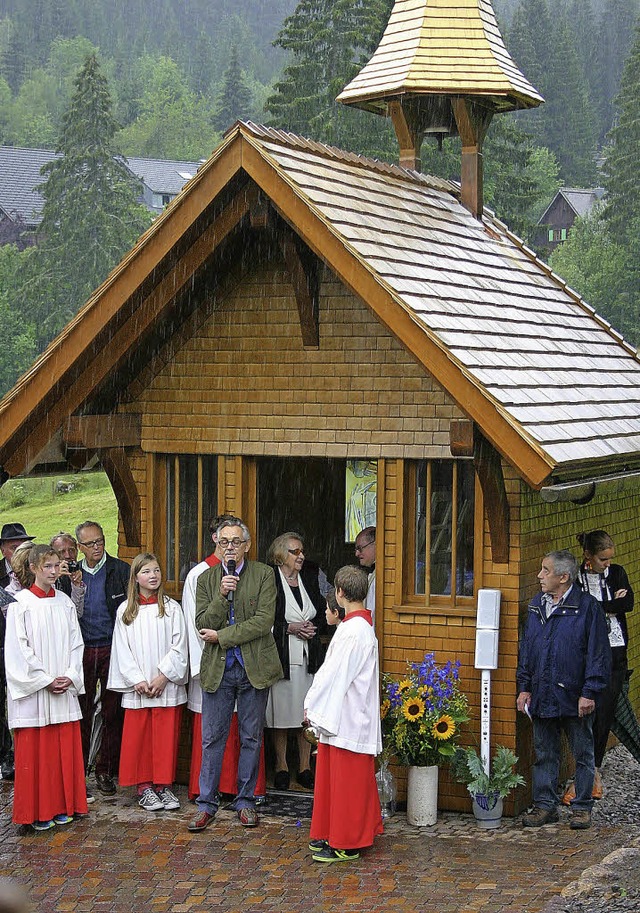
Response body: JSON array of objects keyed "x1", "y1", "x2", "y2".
[{"x1": 406, "y1": 765, "x2": 438, "y2": 827}]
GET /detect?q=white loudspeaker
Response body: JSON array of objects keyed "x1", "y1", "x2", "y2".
[
  {"x1": 475, "y1": 629, "x2": 499, "y2": 670},
  {"x1": 476, "y1": 588, "x2": 501, "y2": 630}
]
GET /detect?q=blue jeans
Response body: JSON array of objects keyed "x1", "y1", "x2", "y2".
[
  {"x1": 532, "y1": 714, "x2": 595, "y2": 811},
  {"x1": 198, "y1": 660, "x2": 269, "y2": 815}
]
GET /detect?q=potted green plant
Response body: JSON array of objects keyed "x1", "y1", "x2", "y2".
[{"x1": 452, "y1": 745, "x2": 525, "y2": 829}]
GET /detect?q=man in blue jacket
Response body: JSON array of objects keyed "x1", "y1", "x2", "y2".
[{"x1": 517, "y1": 549, "x2": 611, "y2": 830}]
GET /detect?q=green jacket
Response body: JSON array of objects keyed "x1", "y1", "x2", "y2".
[{"x1": 195, "y1": 560, "x2": 283, "y2": 692}]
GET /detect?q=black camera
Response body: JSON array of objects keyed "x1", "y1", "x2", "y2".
[{"x1": 66, "y1": 560, "x2": 80, "y2": 574}]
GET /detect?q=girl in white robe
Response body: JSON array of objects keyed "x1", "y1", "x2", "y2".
[
  {"x1": 107, "y1": 553, "x2": 188, "y2": 813},
  {"x1": 5, "y1": 545, "x2": 87, "y2": 830}
]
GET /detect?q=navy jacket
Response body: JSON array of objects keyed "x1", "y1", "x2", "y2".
[{"x1": 517, "y1": 583, "x2": 611, "y2": 718}]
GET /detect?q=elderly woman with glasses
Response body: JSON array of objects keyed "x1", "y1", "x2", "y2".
[{"x1": 266, "y1": 532, "x2": 327, "y2": 790}]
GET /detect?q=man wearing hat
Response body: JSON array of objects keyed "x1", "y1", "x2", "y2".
[
  {"x1": 0, "y1": 522, "x2": 33, "y2": 781},
  {"x1": 0, "y1": 523, "x2": 35, "y2": 589}
]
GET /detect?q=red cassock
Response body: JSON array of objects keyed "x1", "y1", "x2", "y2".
[
  {"x1": 13, "y1": 722, "x2": 88, "y2": 824},
  {"x1": 309, "y1": 742, "x2": 383, "y2": 850},
  {"x1": 119, "y1": 705, "x2": 183, "y2": 786}
]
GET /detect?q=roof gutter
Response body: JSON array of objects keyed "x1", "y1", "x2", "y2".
[{"x1": 540, "y1": 469, "x2": 640, "y2": 504}]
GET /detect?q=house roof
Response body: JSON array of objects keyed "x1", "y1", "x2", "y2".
[
  {"x1": 538, "y1": 187, "x2": 606, "y2": 225},
  {"x1": 0, "y1": 146, "x2": 202, "y2": 225},
  {"x1": 337, "y1": 0, "x2": 544, "y2": 114},
  {"x1": 0, "y1": 122, "x2": 638, "y2": 489},
  {"x1": 0, "y1": 147, "x2": 56, "y2": 227}
]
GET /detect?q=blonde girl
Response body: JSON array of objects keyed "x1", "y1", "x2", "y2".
[
  {"x1": 107, "y1": 553, "x2": 188, "y2": 812},
  {"x1": 5, "y1": 545, "x2": 87, "y2": 830}
]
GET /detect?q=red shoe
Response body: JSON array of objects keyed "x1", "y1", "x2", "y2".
[{"x1": 187, "y1": 810, "x2": 215, "y2": 832}]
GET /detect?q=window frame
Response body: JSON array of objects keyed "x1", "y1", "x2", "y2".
[
  {"x1": 153, "y1": 453, "x2": 219, "y2": 596},
  {"x1": 395, "y1": 458, "x2": 482, "y2": 617}
]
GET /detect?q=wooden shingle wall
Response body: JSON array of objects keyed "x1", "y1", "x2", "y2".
[{"x1": 125, "y1": 262, "x2": 465, "y2": 459}]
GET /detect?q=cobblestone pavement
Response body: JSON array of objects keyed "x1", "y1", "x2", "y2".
[{"x1": 1, "y1": 770, "x2": 636, "y2": 913}]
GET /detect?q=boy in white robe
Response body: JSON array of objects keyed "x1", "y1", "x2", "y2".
[{"x1": 304, "y1": 565, "x2": 383, "y2": 863}]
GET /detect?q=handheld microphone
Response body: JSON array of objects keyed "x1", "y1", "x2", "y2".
[{"x1": 226, "y1": 558, "x2": 237, "y2": 602}]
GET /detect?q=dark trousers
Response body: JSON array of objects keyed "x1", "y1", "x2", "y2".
[
  {"x1": 197, "y1": 661, "x2": 268, "y2": 816},
  {"x1": 532, "y1": 714, "x2": 595, "y2": 811},
  {"x1": 79, "y1": 645, "x2": 124, "y2": 778},
  {"x1": 0, "y1": 654, "x2": 12, "y2": 765},
  {"x1": 593, "y1": 654, "x2": 627, "y2": 767}
]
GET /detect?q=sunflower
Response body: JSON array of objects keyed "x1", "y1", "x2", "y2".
[
  {"x1": 432, "y1": 714, "x2": 456, "y2": 740},
  {"x1": 402, "y1": 696, "x2": 425, "y2": 721},
  {"x1": 398, "y1": 679, "x2": 413, "y2": 692},
  {"x1": 380, "y1": 699, "x2": 390, "y2": 720}
]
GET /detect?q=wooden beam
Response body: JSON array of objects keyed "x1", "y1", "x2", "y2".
[
  {"x1": 63, "y1": 414, "x2": 142, "y2": 450},
  {"x1": 99, "y1": 447, "x2": 141, "y2": 548},
  {"x1": 474, "y1": 429, "x2": 510, "y2": 565},
  {"x1": 388, "y1": 100, "x2": 423, "y2": 171},
  {"x1": 4, "y1": 187, "x2": 257, "y2": 477},
  {"x1": 450, "y1": 419, "x2": 474, "y2": 457},
  {"x1": 451, "y1": 99, "x2": 494, "y2": 219},
  {"x1": 278, "y1": 234, "x2": 320, "y2": 348}
]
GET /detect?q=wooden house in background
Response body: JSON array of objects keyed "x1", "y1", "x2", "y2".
[
  {"x1": 534, "y1": 186, "x2": 606, "y2": 257},
  {"x1": 1, "y1": 0, "x2": 639, "y2": 811}
]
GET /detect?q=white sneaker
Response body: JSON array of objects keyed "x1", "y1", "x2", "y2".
[
  {"x1": 138, "y1": 787, "x2": 164, "y2": 812},
  {"x1": 157, "y1": 787, "x2": 180, "y2": 811}
]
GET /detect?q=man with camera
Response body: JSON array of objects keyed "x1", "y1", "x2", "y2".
[{"x1": 51, "y1": 532, "x2": 86, "y2": 616}]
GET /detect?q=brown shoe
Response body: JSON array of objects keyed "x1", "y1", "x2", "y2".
[
  {"x1": 561, "y1": 781, "x2": 576, "y2": 806},
  {"x1": 570, "y1": 809, "x2": 592, "y2": 830},
  {"x1": 522, "y1": 806, "x2": 559, "y2": 827},
  {"x1": 238, "y1": 806, "x2": 258, "y2": 827},
  {"x1": 592, "y1": 769, "x2": 603, "y2": 800},
  {"x1": 187, "y1": 810, "x2": 215, "y2": 832}
]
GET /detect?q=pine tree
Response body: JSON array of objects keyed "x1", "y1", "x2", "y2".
[
  {"x1": 595, "y1": 0, "x2": 639, "y2": 141},
  {"x1": 604, "y1": 24, "x2": 640, "y2": 242},
  {"x1": 266, "y1": 0, "x2": 396, "y2": 157},
  {"x1": 21, "y1": 53, "x2": 152, "y2": 349},
  {"x1": 215, "y1": 45, "x2": 253, "y2": 133}
]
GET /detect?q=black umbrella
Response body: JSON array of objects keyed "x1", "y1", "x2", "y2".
[{"x1": 611, "y1": 670, "x2": 640, "y2": 764}]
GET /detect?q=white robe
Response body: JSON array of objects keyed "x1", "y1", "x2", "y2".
[
  {"x1": 304, "y1": 612, "x2": 382, "y2": 756},
  {"x1": 5, "y1": 588, "x2": 85, "y2": 729},
  {"x1": 181, "y1": 558, "x2": 214, "y2": 713},
  {"x1": 107, "y1": 597, "x2": 188, "y2": 710}
]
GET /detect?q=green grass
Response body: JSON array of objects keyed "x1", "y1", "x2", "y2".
[{"x1": 0, "y1": 472, "x2": 119, "y2": 549}]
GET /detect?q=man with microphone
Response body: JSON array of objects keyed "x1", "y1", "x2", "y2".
[{"x1": 189, "y1": 519, "x2": 282, "y2": 832}]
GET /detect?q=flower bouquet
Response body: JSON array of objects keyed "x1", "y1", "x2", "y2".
[{"x1": 382, "y1": 653, "x2": 468, "y2": 767}]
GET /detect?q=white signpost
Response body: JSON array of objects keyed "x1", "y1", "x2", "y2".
[{"x1": 474, "y1": 589, "x2": 501, "y2": 775}]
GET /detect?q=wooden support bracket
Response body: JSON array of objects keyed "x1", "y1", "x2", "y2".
[
  {"x1": 278, "y1": 232, "x2": 320, "y2": 348},
  {"x1": 99, "y1": 447, "x2": 141, "y2": 549},
  {"x1": 473, "y1": 428, "x2": 510, "y2": 564}
]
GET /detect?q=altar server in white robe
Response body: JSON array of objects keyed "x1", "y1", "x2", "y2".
[
  {"x1": 108, "y1": 553, "x2": 188, "y2": 813},
  {"x1": 5, "y1": 545, "x2": 87, "y2": 830},
  {"x1": 304, "y1": 565, "x2": 383, "y2": 864}
]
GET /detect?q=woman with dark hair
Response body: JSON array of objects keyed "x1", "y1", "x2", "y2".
[
  {"x1": 563, "y1": 529, "x2": 634, "y2": 804},
  {"x1": 266, "y1": 532, "x2": 326, "y2": 790}
]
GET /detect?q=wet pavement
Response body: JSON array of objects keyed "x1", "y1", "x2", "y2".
[{"x1": 1, "y1": 764, "x2": 637, "y2": 913}]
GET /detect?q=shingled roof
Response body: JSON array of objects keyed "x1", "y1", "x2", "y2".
[
  {"x1": 337, "y1": 0, "x2": 544, "y2": 114},
  {"x1": 0, "y1": 122, "x2": 638, "y2": 488},
  {"x1": 0, "y1": 146, "x2": 202, "y2": 225}
]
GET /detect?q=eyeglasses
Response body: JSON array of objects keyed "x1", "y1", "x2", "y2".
[
  {"x1": 79, "y1": 537, "x2": 104, "y2": 549},
  {"x1": 354, "y1": 540, "x2": 375, "y2": 553},
  {"x1": 218, "y1": 537, "x2": 246, "y2": 548},
  {"x1": 287, "y1": 548, "x2": 305, "y2": 556}
]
